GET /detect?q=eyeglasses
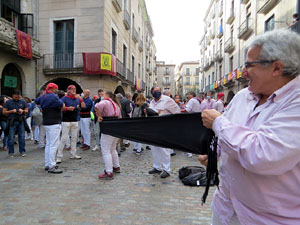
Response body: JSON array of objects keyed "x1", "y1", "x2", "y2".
[{"x1": 243, "y1": 60, "x2": 276, "y2": 69}]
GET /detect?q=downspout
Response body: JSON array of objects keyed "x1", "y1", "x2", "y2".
[{"x1": 35, "y1": 0, "x2": 39, "y2": 96}]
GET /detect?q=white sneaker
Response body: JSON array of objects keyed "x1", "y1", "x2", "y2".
[
  {"x1": 56, "y1": 158, "x2": 62, "y2": 164},
  {"x1": 185, "y1": 153, "x2": 193, "y2": 158},
  {"x1": 92, "y1": 145, "x2": 100, "y2": 151},
  {"x1": 70, "y1": 155, "x2": 81, "y2": 159}
]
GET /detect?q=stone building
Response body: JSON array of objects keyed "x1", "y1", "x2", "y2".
[
  {"x1": 37, "y1": 0, "x2": 156, "y2": 96},
  {"x1": 199, "y1": 0, "x2": 298, "y2": 103},
  {"x1": 0, "y1": 0, "x2": 40, "y2": 98},
  {"x1": 156, "y1": 61, "x2": 176, "y2": 97}
]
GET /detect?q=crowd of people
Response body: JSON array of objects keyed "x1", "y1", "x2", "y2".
[{"x1": 1, "y1": 29, "x2": 299, "y2": 224}]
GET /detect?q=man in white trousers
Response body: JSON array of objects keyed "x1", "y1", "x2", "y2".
[
  {"x1": 148, "y1": 86, "x2": 180, "y2": 178},
  {"x1": 80, "y1": 89, "x2": 93, "y2": 151},
  {"x1": 35, "y1": 83, "x2": 63, "y2": 174}
]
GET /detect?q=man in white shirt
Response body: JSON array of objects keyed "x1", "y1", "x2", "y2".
[
  {"x1": 184, "y1": 92, "x2": 202, "y2": 113},
  {"x1": 213, "y1": 92, "x2": 225, "y2": 113},
  {"x1": 148, "y1": 86, "x2": 180, "y2": 178}
]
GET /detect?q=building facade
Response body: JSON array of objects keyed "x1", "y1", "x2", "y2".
[
  {"x1": 37, "y1": 0, "x2": 156, "y2": 96},
  {"x1": 156, "y1": 61, "x2": 176, "y2": 96},
  {"x1": 199, "y1": 0, "x2": 298, "y2": 103},
  {"x1": 177, "y1": 61, "x2": 200, "y2": 98},
  {"x1": 0, "y1": 0, "x2": 40, "y2": 98}
]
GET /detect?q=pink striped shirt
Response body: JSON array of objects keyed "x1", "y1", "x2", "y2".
[
  {"x1": 95, "y1": 98, "x2": 121, "y2": 118},
  {"x1": 212, "y1": 76, "x2": 300, "y2": 225}
]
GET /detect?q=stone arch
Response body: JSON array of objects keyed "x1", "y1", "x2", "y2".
[
  {"x1": 227, "y1": 90, "x2": 235, "y2": 103},
  {"x1": 114, "y1": 85, "x2": 125, "y2": 96},
  {"x1": 1, "y1": 63, "x2": 24, "y2": 96},
  {"x1": 40, "y1": 78, "x2": 83, "y2": 94}
]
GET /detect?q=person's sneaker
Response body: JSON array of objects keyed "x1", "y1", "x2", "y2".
[
  {"x1": 185, "y1": 153, "x2": 193, "y2": 158},
  {"x1": 146, "y1": 146, "x2": 151, "y2": 150},
  {"x1": 9, "y1": 154, "x2": 14, "y2": 158},
  {"x1": 113, "y1": 167, "x2": 121, "y2": 173},
  {"x1": 82, "y1": 145, "x2": 90, "y2": 151},
  {"x1": 136, "y1": 150, "x2": 142, "y2": 155},
  {"x1": 34, "y1": 140, "x2": 38, "y2": 144},
  {"x1": 133, "y1": 149, "x2": 137, "y2": 152},
  {"x1": 56, "y1": 158, "x2": 62, "y2": 164},
  {"x1": 45, "y1": 165, "x2": 58, "y2": 171},
  {"x1": 124, "y1": 143, "x2": 130, "y2": 148},
  {"x1": 160, "y1": 171, "x2": 170, "y2": 178},
  {"x1": 92, "y1": 145, "x2": 100, "y2": 151},
  {"x1": 65, "y1": 146, "x2": 71, "y2": 151},
  {"x1": 70, "y1": 155, "x2": 81, "y2": 159},
  {"x1": 148, "y1": 168, "x2": 162, "y2": 174},
  {"x1": 48, "y1": 166, "x2": 63, "y2": 174},
  {"x1": 80, "y1": 144, "x2": 87, "y2": 149},
  {"x1": 21, "y1": 153, "x2": 27, "y2": 157},
  {"x1": 170, "y1": 152, "x2": 176, "y2": 157},
  {"x1": 98, "y1": 171, "x2": 113, "y2": 180}
]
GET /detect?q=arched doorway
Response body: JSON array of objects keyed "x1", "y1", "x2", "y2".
[
  {"x1": 114, "y1": 85, "x2": 125, "y2": 96},
  {"x1": 41, "y1": 78, "x2": 83, "y2": 94},
  {"x1": 227, "y1": 90, "x2": 235, "y2": 103},
  {"x1": 1, "y1": 63, "x2": 22, "y2": 97}
]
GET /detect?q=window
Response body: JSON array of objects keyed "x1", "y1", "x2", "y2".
[
  {"x1": 164, "y1": 77, "x2": 170, "y2": 85},
  {"x1": 265, "y1": 15, "x2": 274, "y2": 32},
  {"x1": 165, "y1": 67, "x2": 170, "y2": 75},
  {"x1": 132, "y1": 55, "x2": 135, "y2": 74},
  {"x1": 208, "y1": 75, "x2": 211, "y2": 85},
  {"x1": 124, "y1": 0, "x2": 127, "y2": 11},
  {"x1": 196, "y1": 67, "x2": 200, "y2": 75},
  {"x1": 212, "y1": 72, "x2": 215, "y2": 83},
  {"x1": 219, "y1": 39, "x2": 223, "y2": 52},
  {"x1": 20, "y1": 14, "x2": 34, "y2": 36},
  {"x1": 219, "y1": 65, "x2": 222, "y2": 80},
  {"x1": 246, "y1": 4, "x2": 251, "y2": 27},
  {"x1": 132, "y1": 13, "x2": 135, "y2": 29},
  {"x1": 185, "y1": 77, "x2": 190, "y2": 85},
  {"x1": 229, "y1": 56, "x2": 233, "y2": 72},
  {"x1": 186, "y1": 68, "x2": 190, "y2": 75},
  {"x1": 123, "y1": 44, "x2": 127, "y2": 68},
  {"x1": 112, "y1": 28, "x2": 117, "y2": 56},
  {"x1": 1, "y1": 4, "x2": 19, "y2": 28},
  {"x1": 230, "y1": 25, "x2": 234, "y2": 38},
  {"x1": 195, "y1": 77, "x2": 199, "y2": 85},
  {"x1": 138, "y1": 63, "x2": 141, "y2": 79},
  {"x1": 54, "y1": 20, "x2": 74, "y2": 68}
]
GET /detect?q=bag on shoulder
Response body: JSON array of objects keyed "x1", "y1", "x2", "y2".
[
  {"x1": 178, "y1": 166, "x2": 206, "y2": 180},
  {"x1": 132, "y1": 106, "x2": 142, "y2": 118},
  {"x1": 32, "y1": 106, "x2": 43, "y2": 125}
]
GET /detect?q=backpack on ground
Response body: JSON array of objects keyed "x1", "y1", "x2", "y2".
[
  {"x1": 179, "y1": 166, "x2": 213, "y2": 187},
  {"x1": 178, "y1": 166, "x2": 205, "y2": 179}
]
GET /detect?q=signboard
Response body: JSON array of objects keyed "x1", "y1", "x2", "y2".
[{"x1": 4, "y1": 75, "x2": 17, "y2": 88}]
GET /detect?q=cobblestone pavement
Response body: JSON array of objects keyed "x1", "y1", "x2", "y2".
[{"x1": 0, "y1": 139, "x2": 215, "y2": 225}]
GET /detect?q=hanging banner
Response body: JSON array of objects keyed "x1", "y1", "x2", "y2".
[
  {"x1": 237, "y1": 68, "x2": 243, "y2": 79},
  {"x1": 16, "y1": 29, "x2": 32, "y2": 59},
  {"x1": 100, "y1": 53, "x2": 112, "y2": 71},
  {"x1": 232, "y1": 69, "x2": 237, "y2": 79},
  {"x1": 82, "y1": 52, "x2": 116, "y2": 76},
  {"x1": 4, "y1": 75, "x2": 18, "y2": 88}
]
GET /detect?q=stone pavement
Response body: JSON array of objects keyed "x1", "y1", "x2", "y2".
[{"x1": 0, "y1": 139, "x2": 215, "y2": 225}]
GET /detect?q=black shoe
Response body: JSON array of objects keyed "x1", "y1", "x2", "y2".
[
  {"x1": 160, "y1": 171, "x2": 170, "y2": 178},
  {"x1": 141, "y1": 148, "x2": 144, "y2": 152},
  {"x1": 48, "y1": 167, "x2": 63, "y2": 174},
  {"x1": 146, "y1": 146, "x2": 151, "y2": 150},
  {"x1": 124, "y1": 143, "x2": 130, "y2": 148},
  {"x1": 34, "y1": 140, "x2": 38, "y2": 144},
  {"x1": 45, "y1": 165, "x2": 58, "y2": 171},
  {"x1": 148, "y1": 168, "x2": 162, "y2": 174},
  {"x1": 170, "y1": 152, "x2": 176, "y2": 157},
  {"x1": 133, "y1": 149, "x2": 137, "y2": 152},
  {"x1": 120, "y1": 147, "x2": 126, "y2": 152}
]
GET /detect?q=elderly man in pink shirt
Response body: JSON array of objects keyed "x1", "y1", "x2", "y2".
[
  {"x1": 95, "y1": 91, "x2": 122, "y2": 180},
  {"x1": 201, "y1": 29, "x2": 300, "y2": 225}
]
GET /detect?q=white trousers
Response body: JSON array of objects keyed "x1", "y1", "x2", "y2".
[
  {"x1": 57, "y1": 122, "x2": 79, "y2": 158},
  {"x1": 34, "y1": 125, "x2": 39, "y2": 141},
  {"x1": 38, "y1": 124, "x2": 46, "y2": 148},
  {"x1": 151, "y1": 146, "x2": 171, "y2": 172},
  {"x1": 26, "y1": 117, "x2": 33, "y2": 139},
  {"x1": 44, "y1": 124, "x2": 61, "y2": 168},
  {"x1": 100, "y1": 134, "x2": 120, "y2": 173},
  {"x1": 133, "y1": 142, "x2": 143, "y2": 152},
  {"x1": 80, "y1": 118, "x2": 91, "y2": 146}
]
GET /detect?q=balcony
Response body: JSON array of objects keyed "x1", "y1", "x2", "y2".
[
  {"x1": 215, "y1": 50, "x2": 223, "y2": 62},
  {"x1": 241, "y1": 0, "x2": 250, "y2": 4},
  {"x1": 132, "y1": 28, "x2": 139, "y2": 43},
  {"x1": 226, "y1": 9, "x2": 235, "y2": 24},
  {"x1": 116, "y1": 59, "x2": 126, "y2": 79},
  {"x1": 146, "y1": 41, "x2": 150, "y2": 50},
  {"x1": 127, "y1": 70, "x2": 134, "y2": 84},
  {"x1": 146, "y1": 64, "x2": 150, "y2": 72},
  {"x1": 224, "y1": 37, "x2": 235, "y2": 53},
  {"x1": 0, "y1": 18, "x2": 40, "y2": 59},
  {"x1": 238, "y1": 18, "x2": 253, "y2": 40},
  {"x1": 163, "y1": 81, "x2": 171, "y2": 86},
  {"x1": 164, "y1": 71, "x2": 170, "y2": 75},
  {"x1": 209, "y1": 29, "x2": 215, "y2": 39},
  {"x1": 43, "y1": 53, "x2": 83, "y2": 75},
  {"x1": 112, "y1": 0, "x2": 122, "y2": 13},
  {"x1": 185, "y1": 82, "x2": 191, "y2": 86},
  {"x1": 223, "y1": 74, "x2": 235, "y2": 88},
  {"x1": 257, "y1": 0, "x2": 279, "y2": 15},
  {"x1": 123, "y1": 10, "x2": 131, "y2": 30},
  {"x1": 291, "y1": 21, "x2": 300, "y2": 34},
  {"x1": 138, "y1": 39, "x2": 143, "y2": 52},
  {"x1": 142, "y1": 81, "x2": 146, "y2": 91},
  {"x1": 219, "y1": 2, "x2": 223, "y2": 16},
  {"x1": 217, "y1": 25, "x2": 223, "y2": 38},
  {"x1": 149, "y1": 48, "x2": 152, "y2": 56}
]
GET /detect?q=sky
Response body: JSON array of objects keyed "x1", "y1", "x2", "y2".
[{"x1": 145, "y1": 0, "x2": 210, "y2": 66}]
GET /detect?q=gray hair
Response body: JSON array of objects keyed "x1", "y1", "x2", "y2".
[
  {"x1": 125, "y1": 92, "x2": 132, "y2": 99},
  {"x1": 245, "y1": 29, "x2": 300, "y2": 77},
  {"x1": 116, "y1": 93, "x2": 123, "y2": 99}
]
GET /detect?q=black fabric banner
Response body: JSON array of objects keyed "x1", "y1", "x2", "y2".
[{"x1": 100, "y1": 112, "x2": 214, "y2": 155}]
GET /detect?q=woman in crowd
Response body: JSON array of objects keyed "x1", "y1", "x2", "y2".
[
  {"x1": 94, "y1": 91, "x2": 122, "y2": 180},
  {"x1": 0, "y1": 96, "x2": 8, "y2": 151},
  {"x1": 24, "y1": 97, "x2": 34, "y2": 140},
  {"x1": 132, "y1": 93, "x2": 149, "y2": 155}
]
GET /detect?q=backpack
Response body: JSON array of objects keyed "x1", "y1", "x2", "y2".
[
  {"x1": 32, "y1": 106, "x2": 43, "y2": 125},
  {"x1": 132, "y1": 106, "x2": 142, "y2": 118},
  {"x1": 178, "y1": 166, "x2": 206, "y2": 179},
  {"x1": 179, "y1": 166, "x2": 212, "y2": 187}
]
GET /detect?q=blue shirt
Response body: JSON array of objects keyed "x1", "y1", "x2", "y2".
[
  {"x1": 35, "y1": 93, "x2": 63, "y2": 109},
  {"x1": 61, "y1": 96, "x2": 80, "y2": 122},
  {"x1": 3, "y1": 99, "x2": 27, "y2": 118}
]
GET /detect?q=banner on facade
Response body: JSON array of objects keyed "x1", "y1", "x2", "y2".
[
  {"x1": 82, "y1": 52, "x2": 116, "y2": 76},
  {"x1": 16, "y1": 29, "x2": 32, "y2": 59},
  {"x1": 4, "y1": 75, "x2": 17, "y2": 88}
]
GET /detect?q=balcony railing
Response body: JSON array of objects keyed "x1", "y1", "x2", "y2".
[
  {"x1": 146, "y1": 64, "x2": 150, "y2": 72},
  {"x1": 43, "y1": 53, "x2": 83, "y2": 75},
  {"x1": 238, "y1": 18, "x2": 253, "y2": 40},
  {"x1": 112, "y1": 0, "x2": 122, "y2": 13},
  {"x1": 132, "y1": 28, "x2": 139, "y2": 43},
  {"x1": 226, "y1": 9, "x2": 235, "y2": 24},
  {"x1": 209, "y1": 29, "x2": 215, "y2": 39},
  {"x1": 146, "y1": 41, "x2": 150, "y2": 50},
  {"x1": 163, "y1": 81, "x2": 171, "y2": 86},
  {"x1": 241, "y1": 0, "x2": 250, "y2": 4},
  {"x1": 116, "y1": 59, "x2": 126, "y2": 79},
  {"x1": 257, "y1": 0, "x2": 279, "y2": 15},
  {"x1": 217, "y1": 25, "x2": 223, "y2": 38},
  {"x1": 224, "y1": 37, "x2": 235, "y2": 53},
  {"x1": 185, "y1": 82, "x2": 191, "y2": 85},
  {"x1": 138, "y1": 39, "x2": 143, "y2": 52},
  {"x1": 164, "y1": 71, "x2": 170, "y2": 75},
  {"x1": 123, "y1": 10, "x2": 130, "y2": 30},
  {"x1": 142, "y1": 81, "x2": 146, "y2": 90},
  {"x1": 127, "y1": 70, "x2": 134, "y2": 84},
  {"x1": 291, "y1": 21, "x2": 300, "y2": 34},
  {"x1": 215, "y1": 50, "x2": 223, "y2": 62},
  {"x1": 0, "y1": 17, "x2": 40, "y2": 58}
]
